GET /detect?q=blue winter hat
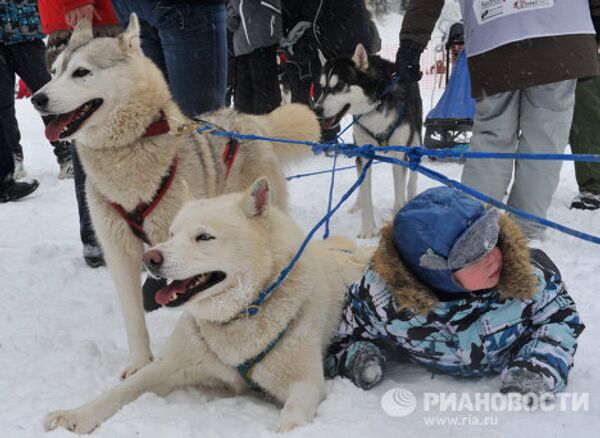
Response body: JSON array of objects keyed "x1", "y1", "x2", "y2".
[{"x1": 392, "y1": 186, "x2": 500, "y2": 294}]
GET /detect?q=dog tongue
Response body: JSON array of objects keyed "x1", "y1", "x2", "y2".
[
  {"x1": 45, "y1": 110, "x2": 79, "y2": 142},
  {"x1": 155, "y1": 279, "x2": 190, "y2": 306}
]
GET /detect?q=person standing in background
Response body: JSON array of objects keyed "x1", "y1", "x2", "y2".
[
  {"x1": 227, "y1": 0, "x2": 282, "y2": 115},
  {"x1": 570, "y1": 0, "x2": 600, "y2": 210},
  {"x1": 110, "y1": 0, "x2": 227, "y2": 118},
  {"x1": 396, "y1": 0, "x2": 599, "y2": 241},
  {"x1": 281, "y1": 0, "x2": 379, "y2": 142}
]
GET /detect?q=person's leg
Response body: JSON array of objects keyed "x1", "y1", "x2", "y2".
[
  {"x1": 71, "y1": 144, "x2": 104, "y2": 266},
  {"x1": 247, "y1": 45, "x2": 281, "y2": 115},
  {"x1": 155, "y1": 1, "x2": 227, "y2": 116},
  {"x1": 286, "y1": 61, "x2": 312, "y2": 105},
  {"x1": 461, "y1": 90, "x2": 520, "y2": 202},
  {"x1": 508, "y1": 80, "x2": 576, "y2": 239},
  {"x1": 0, "y1": 44, "x2": 39, "y2": 201},
  {"x1": 0, "y1": 44, "x2": 21, "y2": 175},
  {"x1": 569, "y1": 71, "x2": 600, "y2": 208},
  {"x1": 12, "y1": 39, "x2": 72, "y2": 169},
  {"x1": 111, "y1": 0, "x2": 169, "y2": 79},
  {"x1": 233, "y1": 53, "x2": 254, "y2": 114}
]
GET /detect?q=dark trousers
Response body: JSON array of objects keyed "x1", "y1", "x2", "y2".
[
  {"x1": 0, "y1": 39, "x2": 70, "y2": 185},
  {"x1": 112, "y1": 0, "x2": 227, "y2": 117},
  {"x1": 570, "y1": 56, "x2": 600, "y2": 194},
  {"x1": 234, "y1": 45, "x2": 281, "y2": 115},
  {"x1": 72, "y1": 144, "x2": 98, "y2": 247}
]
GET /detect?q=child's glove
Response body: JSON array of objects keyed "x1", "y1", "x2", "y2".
[
  {"x1": 500, "y1": 369, "x2": 552, "y2": 396},
  {"x1": 347, "y1": 344, "x2": 385, "y2": 390}
]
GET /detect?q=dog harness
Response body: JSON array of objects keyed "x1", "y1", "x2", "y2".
[
  {"x1": 223, "y1": 138, "x2": 241, "y2": 179},
  {"x1": 355, "y1": 101, "x2": 406, "y2": 147},
  {"x1": 236, "y1": 321, "x2": 291, "y2": 390},
  {"x1": 109, "y1": 113, "x2": 178, "y2": 245}
]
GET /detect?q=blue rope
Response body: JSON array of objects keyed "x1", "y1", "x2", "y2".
[
  {"x1": 370, "y1": 152, "x2": 600, "y2": 245},
  {"x1": 236, "y1": 158, "x2": 375, "y2": 318},
  {"x1": 323, "y1": 145, "x2": 339, "y2": 239},
  {"x1": 195, "y1": 116, "x2": 600, "y2": 320},
  {"x1": 197, "y1": 125, "x2": 600, "y2": 164},
  {"x1": 286, "y1": 162, "x2": 383, "y2": 181}
]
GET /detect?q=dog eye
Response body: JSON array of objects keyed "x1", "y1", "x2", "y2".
[
  {"x1": 195, "y1": 233, "x2": 214, "y2": 242},
  {"x1": 50, "y1": 68, "x2": 56, "y2": 75},
  {"x1": 72, "y1": 68, "x2": 90, "y2": 78}
]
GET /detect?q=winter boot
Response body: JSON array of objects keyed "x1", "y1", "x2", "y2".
[
  {"x1": 0, "y1": 178, "x2": 39, "y2": 203},
  {"x1": 570, "y1": 191, "x2": 600, "y2": 210}
]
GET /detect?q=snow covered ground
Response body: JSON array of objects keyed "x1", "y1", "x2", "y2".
[{"x1": 2, "y1": 11, "x2": 599, "y2": 438}]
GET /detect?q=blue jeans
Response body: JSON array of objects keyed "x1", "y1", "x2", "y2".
[{"x1": 112, "y1": 0, "x2": 227, "y2": 117}]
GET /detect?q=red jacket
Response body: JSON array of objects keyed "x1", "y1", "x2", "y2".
[{"x1": 38, "y1": 0, "x2": 119, "y2": 35}]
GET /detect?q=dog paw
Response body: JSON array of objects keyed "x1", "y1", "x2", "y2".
[
  {"x1": 276, "y1": 418, "x2": 304, "y2": 433},
  {"x1": 44, "y1": 410, "x2": 98, "y2": 435},
  {"x1": 121, "y1": 355, "x2": 152, "y2": 380},
  {"x1": 357, "y1": 226, "x2": 377, "y2": 239}
]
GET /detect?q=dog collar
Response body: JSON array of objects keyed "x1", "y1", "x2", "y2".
[
  {"x1": 110, "y1": 154, "x2": 179, "y2": 245},
  {"x1": 143, "y1": 111, "x2": 170, "y2": 137}
]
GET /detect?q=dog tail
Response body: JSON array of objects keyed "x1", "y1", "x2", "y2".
[
  {"x1": 265, "y1": 104, "x2": 320, "y2": 163},
  {"x1": 324, "y1": 236, "x2": 375, "y2": 284}
]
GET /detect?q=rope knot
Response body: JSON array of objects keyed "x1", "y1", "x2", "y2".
[{"x1": 406, "y1": 147, "x2": 423, "y2": 170}]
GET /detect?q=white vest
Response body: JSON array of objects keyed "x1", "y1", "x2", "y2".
[{"x1": 461, "y1": 0, "x2": 595, "y2": 57}]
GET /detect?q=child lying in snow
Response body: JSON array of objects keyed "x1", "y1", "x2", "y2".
[{"x1": 325, "y1": 187, "x2": 584, "y2": 395}]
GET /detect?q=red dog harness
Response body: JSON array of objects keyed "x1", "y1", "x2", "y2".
[{"x1": 109, "y1": 113, "x2": 178, "y2": 245}]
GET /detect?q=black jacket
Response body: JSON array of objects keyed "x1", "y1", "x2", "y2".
[{"x1": 282, "y1": 0, "x2": 376, "y2": 62}]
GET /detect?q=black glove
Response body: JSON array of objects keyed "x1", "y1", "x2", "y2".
[
  {"x1": 395, "y1": 39, "x2": 425, "y2": 83},
  {"x1": 593, "y1": 16, "x2": 600, "y2": 43}
]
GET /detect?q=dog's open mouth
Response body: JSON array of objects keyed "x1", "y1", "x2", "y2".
[
  {"x1": 154, "y1": 271, "x2": 227, "y2": 307},
  {"x1": 45, "y1": 98, "x2": 103, "y2": 142},
  {"x1": 319, "y1": 104, "x2": 350, "y2": 130}
]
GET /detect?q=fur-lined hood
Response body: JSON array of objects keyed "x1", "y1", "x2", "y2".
[{"x1": 373, "y1": 214, "x2": 538, "y2": 315}]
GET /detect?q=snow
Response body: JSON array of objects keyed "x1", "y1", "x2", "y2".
[{"x1": 2, "y1": 11, "x2": 599, "y2": 438}]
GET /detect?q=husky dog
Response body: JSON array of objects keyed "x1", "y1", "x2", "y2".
[
  {"x1": 314, "y1": 44, "x2": 422, "y2": 238},
  {"x1": 44, "y1": 178, "x2": 369, "y2": 434},
  {"x1": 32, "y1": 16, "x2": 320, "y2": 378}
]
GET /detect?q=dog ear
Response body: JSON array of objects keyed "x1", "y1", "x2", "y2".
[
  {"x1": 241, "y1": 177, "x2": 271, "y2": 218},
  {"x1": 118, "y1": 13, "x2": 142, "y2": 55},
  {"x1": 318, "y1": 49, "x2": 327, "y2": 67},
  {"x1": 351, "y1": 44, "x2": 369, "y2": 71},
  {"x1": 69, "y1": 18, "x2": 93, "y2": 47}
]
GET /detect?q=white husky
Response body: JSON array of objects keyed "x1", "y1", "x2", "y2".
[
  {"x1": 32, "y1": 16, "x2": 320, "y2": 378},
  {"x1": 44, "y1": 178, "x2": 369, "y2": 434}
]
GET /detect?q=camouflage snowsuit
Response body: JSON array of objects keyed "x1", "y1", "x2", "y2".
[{"x1": 325, "y1": 223, "x2": 584, "y2": 393}]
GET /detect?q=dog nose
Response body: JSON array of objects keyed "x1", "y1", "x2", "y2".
[
  {"x1": 314, "y1": 106, "x2": 324, "y2": 118},
  {"x1": 32, "y1": 93, "x2": 49, "y2": 110},
  {"x1": 143, "y1": 249, "x2": 163, "y2": 269}
]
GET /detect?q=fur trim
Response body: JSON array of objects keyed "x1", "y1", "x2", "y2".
[
  {"x1": 373, "y1": 223, "x2": 439, "y2": 314},
  {"x1": 495, "y1": 214, "x2": 538, "y2": 301},
  {"x1": 373, "y1": 214, "x2": 537, "y2": 315}
]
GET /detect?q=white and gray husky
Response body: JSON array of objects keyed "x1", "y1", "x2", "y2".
[
  {"x1": 314, "y1": 44, "x2": 422, "y2": 238},
  {"x1": 32, "y1": 15, "x2": 320, "y2": 378}
]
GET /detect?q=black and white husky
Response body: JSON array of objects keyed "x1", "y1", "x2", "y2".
[{"x1": 314, "y1": 44, "x2": 422, "y2": 238}]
